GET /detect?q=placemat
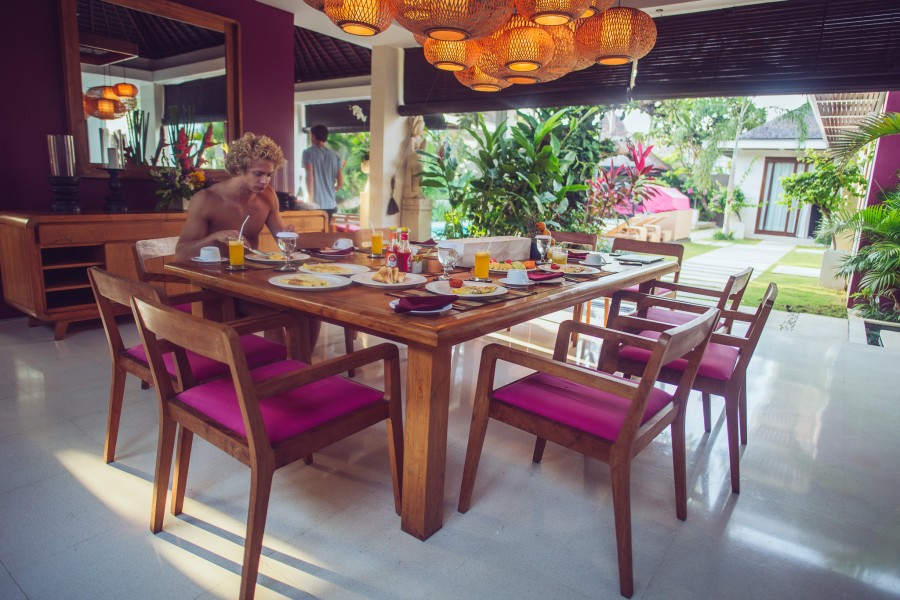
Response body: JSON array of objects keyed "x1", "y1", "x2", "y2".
[{"x1": 386, "y1": 286, "x2": 538, "y2": 312}]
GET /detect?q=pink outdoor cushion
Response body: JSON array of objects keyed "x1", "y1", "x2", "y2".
[
  {"x1": 644, "y1": 306, "x2": 726, "y2": 330},
  {"x1": 618, "y1": 330, "x2": 739, "y2": 381},
  {"x1": 126, "y1": 334, "x2": 285, "y2": 381},
  {"x1": 175, "y1": 360, "x2": 384, "y2": 444},
  {"x1": 172, "y1": 303, "x2": 193, "y2": 314},
  {"x1": 493, "y1": 371, "x2": 674, "y2": 442}
]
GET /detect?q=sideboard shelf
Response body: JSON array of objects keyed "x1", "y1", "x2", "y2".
[{"x1": 0, "y1": 210, "x2": 328, "y2": 339}]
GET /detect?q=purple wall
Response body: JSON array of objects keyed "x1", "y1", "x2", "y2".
[{"x1": 0, "y1": 0, "x2": 295, "y2": 319}]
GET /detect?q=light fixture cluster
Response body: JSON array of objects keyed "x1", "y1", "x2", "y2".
[
  {"x1": 307, "y1": 0, "x2": 656, "y2": 92},
  {"x1": 82, "y1": 81, "x2": 139, "y2": 120}
]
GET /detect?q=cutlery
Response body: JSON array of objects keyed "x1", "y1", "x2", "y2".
[{"x1": 244, "y1": 245, "x2": 274, "y2": 257}]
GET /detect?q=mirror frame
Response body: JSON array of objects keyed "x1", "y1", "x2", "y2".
[{"x1": 59, "y1": 0, "x2": 242, "y2": 178}]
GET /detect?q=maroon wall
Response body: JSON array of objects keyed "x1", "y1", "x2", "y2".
[{"x1": 0, "y1": 0, "x2": 295, "y2": 319}]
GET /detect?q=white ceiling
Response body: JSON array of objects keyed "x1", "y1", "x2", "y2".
[{"x1": 256, "y1": 0, "x2": 787, "y2": 50}]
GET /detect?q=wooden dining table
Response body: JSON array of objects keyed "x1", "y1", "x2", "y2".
[{"x1": 166, "y1": 252, "x2": 677, "y2": 540}]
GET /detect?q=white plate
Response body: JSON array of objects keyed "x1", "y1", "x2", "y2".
[
  {"x1": 538, "y1": 264, "x2": 601, "y2": 276},
  {"x1": 579, "y1": 260, "x2": 607, "y2": 268},
  {"x1": 488, "y1": 264, "x2": 536, "y2": 274},
  {"x1": 191, "y1": 257, "x2": 227, "y2": 264},
  {"x1": 268, "y1": 273, "x2": 352, "y2": 291},
  {"x1": 349, "y1": 271, "x2": 427, "y2": 289},
  {"x1": 497, "y1": 277, "x2": 535, "y2": 287},
  {"x1": 246, "y1": 252, "x2": 310, "y2": 264},
  {"x1": 388, "y1": 299, "x2": 453, "y2": 315},
  {"x1": 426, "y1": 280, "x2": 508, "y2": 298},
  {"x1": 300, "y1": 263, "x2": 369, "y2": 276}
]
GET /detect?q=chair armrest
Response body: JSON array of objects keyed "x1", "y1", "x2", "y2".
[
  {"x1": 481, "y1": 343, "x2": 640, "y2": 400},
  {"x1": 254, "y1": 343, "x2": 398, "y2": 399},
  {"x1": 637, "y1": 278, "x2": 726, "y2": 299},
  {"x1": 144, "y1": 273, "x2": 192, "y2": 285},
  {"x1": 557, "y1": 320, "x2": 661, "y2": 351},
  {"x1": 227, "y1": 311, "x2": 296, "y2": 336},
  {"x1": 710, "y1": 331, "x2": 750, "y2": 349},
  {"x1": 168, "y1": 289, "x2": 223, "y2": 306}
]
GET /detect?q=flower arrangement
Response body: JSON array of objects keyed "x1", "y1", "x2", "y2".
[{"x1": 150, "y1": 123, "x2": 216, "y2": 211}]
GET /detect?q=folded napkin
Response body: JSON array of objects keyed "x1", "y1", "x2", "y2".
[
  {"x1": 528, "y1": 271, "x2": 564, "y2": 282},
  {"x1": 412, "y1": 238, "x2": 437, "y2": 247},
  {"x1": 567, "y1": 251, "x2": 588, "y2": 260},
  {"x1": 395, "y1": 294, "x2": 456, "y2": 313}
]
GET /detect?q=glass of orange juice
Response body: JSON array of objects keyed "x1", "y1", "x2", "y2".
[
  {"x1": 550, "y1": 246, "x2": 568, "y2": 265},
  {"x1": 473, "y1": 249, "x2": 491, "y2": 281},
  {"x1": 371, "y1": 230, "x2": 384, "y2": 256},
  {"x1": 225, "y1": 236, "x2": 246, "y2": 271}
]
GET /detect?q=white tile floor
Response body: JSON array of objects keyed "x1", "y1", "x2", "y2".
[{"x1": 1, "y1": 311, "x2": 899, "y2": 600}]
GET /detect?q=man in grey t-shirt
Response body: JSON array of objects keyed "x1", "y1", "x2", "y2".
[{"x1": 302, "y1": 124, "x2": 343, "y2": 220}]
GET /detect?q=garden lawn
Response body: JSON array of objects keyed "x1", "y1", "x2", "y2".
[
  {"x1": 678, "y1": 239, "x2": 759, "y2": 261},
  {"x1": 743, "y1": 244, "x2": 847, "y2": 318}
]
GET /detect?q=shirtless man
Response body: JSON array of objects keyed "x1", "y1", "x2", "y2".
[{"x1": 175, "y1": 132, "x2": 294, "y2": 261}]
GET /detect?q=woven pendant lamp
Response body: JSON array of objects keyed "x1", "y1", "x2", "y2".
[
  {"x1": 324, "y1": 0, "x2": 395, "y2": 36},
  {"x1": 83, "y1": 95, "x2": 127, "y2": 120},
  {"x1": 574, "y1": 6, "x2": 656, "y2": 66},
  {"x1": 494, "y1": 14, "x2": 555, "y2": 72},
  {"x1": 303, "y1": 0, "x2": 326, "y2": 10},
  {"x1": 390, "y1": 0, "x2": 514, "y2": 41},
  {"x1": 533, "y1": 22, "x2": 577, "y2": 81},
  {"x1": 455, "y1": 65, "x2": 512, "y2": 91},
  {"x1": 113, "y1": 82, "x2": 138, "y2": 111},
  {"x1": 578, "y1": 0, "x2": 613, "y2": 19},
  {"x1": 514, "y1": 0, "x2": 591, "y2": 26},
  {"x1": 424, "y1": 38, "x2": 482, "y2": 71}
]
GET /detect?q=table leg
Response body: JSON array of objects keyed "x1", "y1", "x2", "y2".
[{"x1": 401, "y1": 343, "x2": 452, "y2": 540}]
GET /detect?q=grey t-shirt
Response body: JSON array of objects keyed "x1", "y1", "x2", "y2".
[{"x1": 302, "y1": 145, "x2": 341, "y2": 210}]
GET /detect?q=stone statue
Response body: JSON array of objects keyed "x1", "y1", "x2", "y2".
[{"x1": 403, "y1": 115, "x2": 426, "y2": 198}]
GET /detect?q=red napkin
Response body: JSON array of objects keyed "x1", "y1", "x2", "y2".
[
  {"x1": 528, "y1": 271, "x2": 564, "y2": 282},
  {"x1": 395, "y1": 294, "x2": 456, "y2": 313},
  {"x1": 412, "y1": 238, "x2": 437, "y2": 247},
  {"x1": 567, "y1": 251, "x2": 588, "y2": 260}
]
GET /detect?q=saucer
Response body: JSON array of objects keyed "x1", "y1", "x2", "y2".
[
  {"x1": 191, "y1": 257, "x2": 226, "y2": 264},
  {"x1": 497, "y1": 277, "x2": 535, "y2": 287}
]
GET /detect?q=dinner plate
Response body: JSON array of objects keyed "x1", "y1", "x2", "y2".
[
  {"x1": 191, "y1": 257, "x2": 227, "y2": 264},
  {"x1": 300, "y1": 263, "x2": 369, "y2": 276},
  {"x1": 268, "y1": 273, "x2": 352, "y2": 291},
  {"x1": 426, "y1": 280, "x2": 508, "y2": 298},
  {"x1": 388, "y1": 299, "x2": 453, "y2": 315},
  {"x1": 537, "y1": 264, "x2": 601, "y2": 276},
  {"x1": 349, "y1": 271, "x2": 427, "y2": 289},
  {"x1": 246, "y1": 252, "x2": 310, "y2": 264},
  {"x1": 497, "y1": 277, "x2": 535, "y2": 287},
  {"x1": 488, "y1": 264, "x2": 536, "y2": 274}
]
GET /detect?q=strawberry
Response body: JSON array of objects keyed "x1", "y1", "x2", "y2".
[
  {"x1": 550, "y1": 263, "x2": 560, "y2": 270},
  {"x1": 505, "y1": 259, "x2": 512, "y2": 264},
  {"x1": 449, "y1": 278, "x2": 463, "y2": 288}
]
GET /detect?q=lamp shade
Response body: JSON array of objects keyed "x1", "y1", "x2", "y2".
[
  {"x1": 579, "y1": 0, "x2": 613, "y2": 19},
  {"x1": 390, "y1": 0, "x2": 514, "y2": 41},
  {"x1": 494, "y1": 14, "x2": 555, "y2": 72},
  {"x1": 83, "y1": 95, "x2": 127, "y2": 120},
  {"x1": 113, "y1": 82, "x2": 138, "y2": 98},
  {"x1": 514, "y1": 0, "x2": 591, "y2": 26},
  {"x1": 574, "y1": 7, "x2": 657, "y2": 66},
  {"x1": 303, "y1": 0, "x2": 326, "y2": 10},
  {"x1": 533, "y1": 22, "x2": 577, "y2": 82},
  {"x1": 324, "y1": 0, "x2": 395, "y2": 36},
  {"x1": 454, "y1": 65, "x2": 511, "y2": 92},
  {"x1": 423, "y1": 38, "x2": 482, "y2": 71}
]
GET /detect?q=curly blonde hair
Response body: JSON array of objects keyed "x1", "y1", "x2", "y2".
[{"x1": 225, "y1": 132, "x2": 286, "y2": 175}]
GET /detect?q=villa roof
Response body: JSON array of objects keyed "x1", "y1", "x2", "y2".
[{"x1": 740, "y1": 112, "x2": 823, "y2": 141}]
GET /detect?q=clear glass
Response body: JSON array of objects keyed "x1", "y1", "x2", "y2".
[
  {"x1": 535, "y1": 235, "x2": 551, "y2": 264},
  {"x1": 225, "y1": 236, "x2": 246, "y2": 271},
  {"x1": 436, "y1": 245, "x2": 460, "y2": 280},
  {"x1": 473, "y1": 250, "x2": 491, "y2": 281},
  {"x1": 550, "y1": 247, "x2": 568, "y2": 265},
  {"x1": 275, "y1": 232, "x2": 298, "y2": 272}
]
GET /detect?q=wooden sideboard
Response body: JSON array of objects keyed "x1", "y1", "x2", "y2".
[{"x1": 0, "y1": 210, "x2": 328, "y2": 339}]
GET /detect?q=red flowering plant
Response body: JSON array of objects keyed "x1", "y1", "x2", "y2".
[
  {"x1": 585, "y1": 141, "x2": 661, "y2": 225},
  {"x1": 150, "y1": 123, "x2": 216, "y2": 211}
]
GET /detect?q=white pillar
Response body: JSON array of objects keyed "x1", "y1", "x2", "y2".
[{"x1": 366, "y1": 46, "x2": 405, "y2": 229}]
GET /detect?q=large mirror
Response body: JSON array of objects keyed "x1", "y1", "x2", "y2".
[{"x1": 60, "y1": 0, "x2": 241, "y2": 177}]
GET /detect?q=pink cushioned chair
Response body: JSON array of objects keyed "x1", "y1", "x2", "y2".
[
  {"x1": 88, "y1": 267, "x2": 299, "y2": 464},
  {"x1": 611, "y1": 238, "x2": 684, "y2": 297},
  {"x1": 610, "y1": 283, "x2": 778, "y2": 494},
  {"x1": 613, "y1": 266, "x2": 754, "y2": 334},
  {"x1": 131, "y1": 296, "x2": 403, "y2": 600},
  {"x1": 458, "y1": 310, "x2": 719, "y2": 599}
]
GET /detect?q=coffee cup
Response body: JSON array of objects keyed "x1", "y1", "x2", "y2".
[
  {"x1": 199, "y1": 246, "x2": 221, "y2": 262},
  {"x1": 584, "y1": 252, "x2": 605, "y2": 266},
  {"x1": 506, "y1": 268, "x2": 530, "y2": 285},
  {"x1": 333, "y1": 237, "x2": 354, "y2": 250}
]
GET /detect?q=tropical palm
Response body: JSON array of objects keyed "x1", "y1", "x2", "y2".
[
  {"x1": 827, "y1": 112, "x2": 900, "y2": 166},
  {"x1": 817, "y1": 189, "x2": 900, "y2": 319}
]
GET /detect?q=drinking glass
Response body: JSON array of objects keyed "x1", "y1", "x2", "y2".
[
  {"x1": 550, "y1": 247, "x2": 568, "y2": 265},
  {"x1": 436, "y1": 245, "x2": 459, "y2": 280},
  {"x1": 371, "y1": 231, "x2": 384, "y2": 256},
  {"x1": 473, "y1": 250, "x2": 491, "y2": 281},
  {"x1": 535, "y1": 235, "x2": 551, "y2": 264},
  {"x1": 225, "y1": 236, "x2": 246, "y2": 271},
  {"x1": 275, "y1": 232, "x2": 298, "y2": 272}
]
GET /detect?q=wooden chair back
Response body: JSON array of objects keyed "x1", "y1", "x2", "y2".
[
  {"x1": 297, "y1": 231, "x2": 357, "y2": 249},
  {"x1": 611, "y1": 238, "x2": 684, "y2": 283},
  {"x1": 133, "y1": 237, "x2": 189, "y2": 286},
  {"x1": 553, "y1": 231, "x2": 599, "y2": 250}
]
